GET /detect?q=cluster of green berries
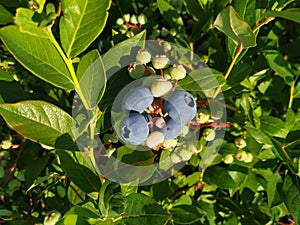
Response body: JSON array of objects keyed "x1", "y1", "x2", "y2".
[
  {"x1": 223, "y1": 137, "x2": 253, "y2": 164},
  {"x1": 115, "y1": 13, "x2": 147, "y2": 38},
  {"x1": 129, "y1": 48, "x2": 187, "y2": 81}
]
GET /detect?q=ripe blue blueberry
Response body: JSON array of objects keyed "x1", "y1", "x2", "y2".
[
  {"x1": 122, "y1": 87, "x2": 153, "y2": 113},
  {"x1": 120, "y1": 112, "x2": 151, "y2": 145},
  {"x1": 165, "y1": 90, "x2": 196, "y2": 123},
  {"x1": 162, "y1": 118, "x2": 183, "y2": 139}
]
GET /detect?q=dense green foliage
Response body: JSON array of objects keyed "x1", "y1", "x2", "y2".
[{"x1": 0, "y1": 0, "x2": 300, "y2": 224}]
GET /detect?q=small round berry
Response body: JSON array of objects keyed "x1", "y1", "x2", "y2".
[
  {"x1": 163, "y1": 67, "x2": 172, "y2": 80},
  {"x1": 163, "y1": 139, "x2": 178, "y2": 149},
  {"x1": 126, "y1": 31, "x2": 135, "y2": 38},
  {"x1": 179, "y1": 124, "x2": 189, "y2": 137},
  {"x1": 1, "y1": 140, "x2": 12, "y2": 150},
  {"x1": 123, "y1": 13, "x2": 130, "y2": 22},
  {"x1": 203, "y1": 128, "x2": 216, "y2": 141},
  {"x1": 122, "y1": 87, "x2": 153, "y2": 113},
  {"x1": 165, "y1": 90, "x2": 197, "y2": 123},
  {"x1": 119, "y1": 24, "x2": 128, "y2": 34},
  {"x1": 235, "y1": 137, "x2": 247, "y2": 149},
  {"x1": 178, "y1": 148, "x2": 193, "y2": 161},
  {"x1": 150, "y1": 78, "x2": 173, "y2": 97},
  {"x1": 136, "y1": 49, "x2": 151, "y2": 64},
  {"x1": 138, "y1": 14, "x2": 147, "y2": 25},
  {"x1": 170, "y1": 64, "x2": 186, "y2": 80},
  {"x1": 196, "y1": 108, "x2": 210, "y2": 124},
  {"x1": 128, "y1": 63, "x2": 145, "y2": 79},
  {"x1": 160, "y1": 27, "x2": 169, "y2": 37},
  {"x1": 169, "y1": 28, "x2": 177, "y2": 36},
  {"x1": 162, "y1": 118, "x2": 183, "y2": 140},
  {"x1": 44, "y1": 211, "x2": 61, "y2": 225},
  {"x1": 244, "y1": 152, "x2": 253, "y2": 163},
  {"x1": 154, "y1": 117, "x2": 166, "y2": 128},
  {"x1": 146, "y1": 131, "x2": 165, "y2": 148},
  {"x1": 170, "y1": 153, "x2": 181, "y2": 164},
  {"x1": 130, "y1": 14, "x2": 138, "y2": 24},
  {"x1": 120, "y1": 112, "x2": 150, "y2": 145},
  {"x1": 236, "y1": 150, "x2": 247, "y2": 161},
  {"x1": 163, "y1": 42, "x2": 172, "y2": 51},
  {"x1": 152, "y1": 54, "x2": 169, "y2": 69},
  {"x1": 224, "y1": 154, "x2": 234, "y2": 164},
  {"x1": 116, "y1": 17, "x2": 124, "y2": 26}
]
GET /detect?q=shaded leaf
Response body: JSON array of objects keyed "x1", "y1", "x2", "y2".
[
  {"x1": 0, "y1": 26, "x2": 74, "y2": 90},
  {"x1": 214, "y1": 6, "x2": 256, "y2": 48},
  {"x1": 57, "y1": 149, "x2": 101, "y2": 193},
  {"x1": 0, "y1": 4, "x2": 13, "y2": 25},
  {"x1": 60, "y1": 0, "x2": 111, "y2": 58},
  {"x1": 169, "y1": 205, "x2": 205, "y2": 224},
  {"x1": 263, "y1": 50, "x2": 294, "y2": 85},
  {"x1": 204, "y1": 166, "x2": 237, "y2": 189},
  {"x1": 0, "y1": 100, "x2": 74, "y2": 147},
  {"x1": 122, "y1": 193, "x2": 169, "y2": 225},
  {"x1": 265, "y1": 8, "x2": 300, "y2": 24},
  {"x1": 282, "y1": 173, "x2": 300, "y2": 225}
]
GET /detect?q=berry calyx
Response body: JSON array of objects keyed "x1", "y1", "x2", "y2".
[
  {"x1": 203, "y1": 128, "x2": 216, "y2": 141},
  {"x1": 235, "y1": 137, "x2": 247, "y2": 149},
  {"x1": 196, "y1": 108, "x2": 210, "y2": 123},
  {"x1": 236, "y1": 150, "x2": 247, "y2": 161}
]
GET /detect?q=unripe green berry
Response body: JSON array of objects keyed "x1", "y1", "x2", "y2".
[
  {"x1": 136, "y1": 49, "x2": 151, "y2": 64},
  {"x1": 163, "y1": 42, "x2": 172, "y2": 51},
  {"x1": 170, "y1": 28, "x2": 177, "y2": 36},
  {"x1": 116, "y1": 17, "x2": 124, "y2": 26},
  {"x1": 1, "y1": 140, "x2": 12, "y2": 150},
  {"x1": 235, "y1": 137, "x2": 247, "y2": 149},
  {"x1": 224, "y1": 154, "x2": 234, "y2": 164},
  {"x1": 123, "y1": 13, "x2": 130, "y2": 22},
  {"x1": 170, "y1": 153, "x2": 181, "y2": 163},
  {"x1": 236, "y1": 150, "x2": 247, "y2": 161},
  {"x1": 44, "y1": 211, "x2": 61, "y2": 225},
  {"x1": 203, "y1": 128, "x2": 215, "y2": 141},
  {"x1": 128, "y1": 63, "x2": 145, "y2": 79},
  {"x1": 163, "y1": 67, "x2": 172, "y2": 79},
  {"x1": 179, "y1": 124, "x2": 189, "y2": 137},
  {"x1": 152, "y1": 54, "x2": 169, "y2": 69},
  {"x1": 146, "y1": 131, "x2": 165, "y2": 148},
  {"x1": 170, "y1": 64, "x2": 186, "y2": 80},
  {"x1": 154, "y1": 117, "x2": 166, "y2": 128},
  {"x1": 163, "y1": 139, "x2": 178, "y2": 149},
  {"x1": 244, "y1": 152, "x2": 253, "y2": 163},
  {"x1": 151, "y1": 78, "x2": 173, "y2": 97},
  {"x1": 179, "y1": 148, "x2": 193, "y2": 161},
  {"x1": 126, "y1": 31, "x2": 135, "y2": 38},
  {"x1": 130, "y1": 14, "x2": 138, "y2": 24},
  {"x1": 161, "y1": 27, "x2": 169, "y2": 37},
  {"x1": 196, "y1": 108, "x2": 210, "y2": 123},
  {"x1": 119, "y1": 24, "x2": 128, "y2": 34},
  {"x1": 138, "y1": 14, "x2": 147, "y2": 25}
]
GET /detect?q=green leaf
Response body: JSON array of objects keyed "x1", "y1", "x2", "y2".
[
  {"x1": 60, "y1": 0, "x2": 111, "y2": 58},
  {"x1": 293, "y1": 81, "x2": 300, "y2": 98},
  {"x1": 231, "y1": 0, "x2": 257, "y2": 26},
  {"x1": 122, "y1": 193, "x2": 169, "y2": 225},
  {"x1": 214, "y1": 6, "x2": 256, "y2": 49},
  {"x1": 0, "y1": 4, "x2": 13, "y2": 25},
  {"x1": 263, "y1": 50, "x2": 294, "y2": 85},
  {"x1": 178, "y1": 68, "x2": 225, "y2": 91},
  {"x1": 0, "y1": 26, "x2": 74, "y2": 90},
  {"x1": 260, "y1": 116, "x2": 289, "y2": 139},
  {"x1": 245, "y1": 124, "x2": 273, "y2": 147},
  {"x1": 157, "y1": 0, "x2": 181, "y2": 26},
  {"x1": 169, "y1": 205, "x2": 205, "y2": 224},
  {"x1": 57, "y1": 149, "x2": 101, "y2": 193},
  {"x1": 0, "y1": 100, "x2": 74, "y2": 147},
  {"x1": 204, "y1": 166, "x2": 237, "y2": 189},
  {"x1": 0, "y1": 81, "x2": 30, "y2": 103},
  {"x1": 282, "y1": 173, "x2": 300, "y2": 225},
  {"x1": 77, "y1": 50, "x2": 106, "y2": 108},
  {"x1": 264, "y1": 8, "x2": 300, "y2": 24}
]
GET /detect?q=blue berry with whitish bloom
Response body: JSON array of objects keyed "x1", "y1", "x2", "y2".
[
  {"x1": 120, "y1": 112, "x2": 151, "y2": 145},
  {"x1": 162, "y1": 117, "x2": 183, "y2": 139},
  {"x1": 122, "y1": 87, "x2": 153, "y2": 113},
  {"x1": 165, "y1": 90, "x2": 197, "y2": 123}
]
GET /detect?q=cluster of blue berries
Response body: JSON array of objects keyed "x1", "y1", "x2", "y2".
[{"x1": 119, "y1": 81, "x2": 196, "y2": 149}]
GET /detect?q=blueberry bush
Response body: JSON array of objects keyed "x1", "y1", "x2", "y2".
[{"x1": 0, "y1": 0, "x2": 300, "y2": 224}]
